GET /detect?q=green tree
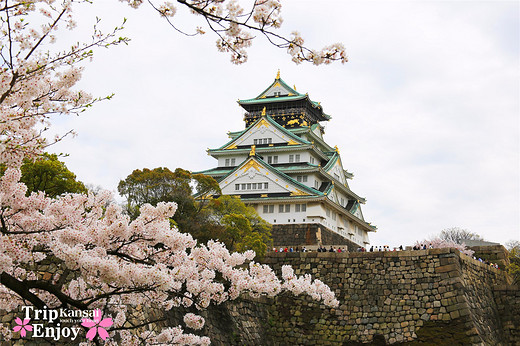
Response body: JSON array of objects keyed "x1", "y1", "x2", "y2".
[
  {"x1": 117, "y1": 168, "x2": 272, "y2": 257},
  {"x1": 117, "y1": 167, "x2": 219, "y2": 219},
  {"x1": 1, "y1": 153, "x2": 87, "y2": 198},
  {"x1": 208, "y1": 195, "x2": 272, "y2": 257}
]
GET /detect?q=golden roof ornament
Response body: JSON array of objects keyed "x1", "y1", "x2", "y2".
[
  {"x1": 249, "y1": 145, "x2": 256, "y2": 156},
  {"x1": 334, "y1": 145, "x2": 340, "y2": 153},
  {"x1": 276, "y1": 69, "x2": 280, "y2": 79},
  {"x1": 261, "y1": 107, "x2": 266, "y2": 116}
]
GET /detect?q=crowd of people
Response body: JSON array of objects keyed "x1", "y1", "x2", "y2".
[
  {"x1": 474, "y1": 257, "x2": 500, "y2": 269},
  {"x1": 270, "y1": 244, "x2": 500, "y2": 269}
]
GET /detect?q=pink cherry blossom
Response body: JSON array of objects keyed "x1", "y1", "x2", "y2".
[
  {"x1": 81, "y1": 310, "x2": 113, "y2": 341},
  {"x1": 12, "y1": 318, "x2": 32, "y2": 338},
  {"x1": 0, "y1": 1, "x2": 343, "y2": 344}
]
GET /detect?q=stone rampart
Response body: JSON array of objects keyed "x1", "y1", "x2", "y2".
[
  {"x1": 2, "y1": 249, "x2": 518, "y2": 345},
  {"x1": 255, "y1": 249, "x2": 516, "y2": 345}
]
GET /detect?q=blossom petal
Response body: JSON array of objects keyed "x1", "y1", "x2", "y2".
[
  {"x1": 85, "y1": 327, "x2": 98, "y2": 341},
  {"x1": 14, "y1": 317, "x2": 22, "y2": 325},
  {"x1": 24, "y1": 325, "x2": 33, "y2": 331},
  {"x1": 93, "y1": 309, "x2": 102, "y2": 323},
  {"x1": 22, "y1": 319, "x2": 31, "y2": 325},
  {"x1": 20, "y1": 328, "x2": 26, "y2": 337},
  {"x1": 98, "y1": 318, "x2": 113, "y2": 328},
  {"x1": 13, "y1": 326, "x2": 22, "y2": 332},
  {"x1": 81, "y1": 319, "x2": 97, "y2": 328},
  {"x1": 98, "y1": 327, "x2": 109, "y2": 340}
]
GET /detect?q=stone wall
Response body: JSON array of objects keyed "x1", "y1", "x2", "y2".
[
  {"x1": 271, "y1": 223, "x2": 359, "y2": 252},
  {"x1": 493, "y1": 284, "x2": 520, "y2": 345},
  {"x1": 2, "y1": 249, "x2": 518, "y2": 345},
  {"x1": 254, "y1": 249, "x2": 516, "y2": 344}
]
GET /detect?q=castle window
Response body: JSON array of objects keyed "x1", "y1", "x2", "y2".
[
  {"x1": 289, "y1": 155, "x2": 294, "y2": 163},
  {"x1": 225, "y1": 158, "x2": 229, "y2": 166},
  {"x1": 310, "y1": 157, "x2": 315, "y2": 164},
  {"x1": 295, "y1": 204, "x2": 307, "y2": 212},
  {"x1": 263, "y1": 205, "x2": 274, "y2": 213},
  {"x1": 241, "y1": 183, "x2": 246, "y2": 190},
  {"x1": 235, "y1": 184, "x2": 240, "y2": 190},
  {"x1": 264, "y1": 182, "x2": 269, "y2": 189},
  {"x1": 231, "y1": 158, "x2": 236, "y2": 166},
  {"x1": 254, "y1": 138, "x2": 272, "y2": 145},
  {"x1": 295, "y1": 154, "x2": 300, "y2": 162},
  {"x1": 296, "y1": 175, "x2": 308, "y2": 182},
  {"x1": 267, "y1": 155, "x2": 278, "y2": 164},
  {"x1": 326, "y1": 208, "x2": 331, "y2": 217},
  {"x1": 279, "y1": 204, "x2": 290, "y2": 213}
]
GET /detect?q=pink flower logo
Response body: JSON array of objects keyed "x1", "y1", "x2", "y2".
[
  {"x1": 81, "y1": 309, "x2": 113, "y2": 341},
  {"x1": 13, "y1": 318, "x2": 33, "y2": 337}
]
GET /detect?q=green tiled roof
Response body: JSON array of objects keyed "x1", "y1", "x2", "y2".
[
  {"x1": 237, "y1": 75, "x2": 331, "y2": 120},
  {"x1": 277, "y1": 163, "x2": 320, "y2": 171},
  {"x1": 257, "y1": 76, "x2": 302, "y2": 98},
  {"x1": 194, "y1": 167, "x2": 233, "y2": 176},
  {"x1": 238, "y1": 94, "x2": 307, "y2": 105},
  {"x1": 323, "y1": 152, "x2": 340, "y2": 171}
]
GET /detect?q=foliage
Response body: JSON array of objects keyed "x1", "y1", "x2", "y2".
[
  {"x1": 207, "y1": 195, "x2": 272, "y2": 258},
  {"x1": 117, "y1": 167, "x2": 215, "y2": 220},
  {"x1": 438, "y1": 227, "x2": 483, "y2": 245},
  {"x1": 0, "y1": 153, "x2": 88, "y2": 198},
  {"x1": 118, "y1": 168, "x2": 272, "y2": 258},
  {"x1": 505, "y1": 240, "x2": 520, "y2": 285},
  {"x1": 0, "y1": 0, "x2": 344, "y2": 344}
]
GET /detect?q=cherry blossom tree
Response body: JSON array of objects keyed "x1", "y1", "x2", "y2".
[
  {"x1": 0, "y1": 0, "x2": 342, "y2": 343},
  {"x1": 414, "y1": 238, "x2": 474, "y2": 257}
]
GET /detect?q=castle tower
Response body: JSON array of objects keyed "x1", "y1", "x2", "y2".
[{"x1": 198, "y1": 72, "x2": 376, "y2": 250}]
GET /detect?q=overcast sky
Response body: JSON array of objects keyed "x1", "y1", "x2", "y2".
[{"x1": 48, "y1": 0, "x2": 519, "y2": 247}]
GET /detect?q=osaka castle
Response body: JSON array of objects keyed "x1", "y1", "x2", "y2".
[{"x1": 198, "y1": 71, "x2": 376, "y2": 250}]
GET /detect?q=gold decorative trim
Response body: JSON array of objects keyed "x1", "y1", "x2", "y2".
[
  {"x1": 291, "y1": 189, "x2": 310, "y2": 196},
  {"x1": 242, "y1": 159, "x2": 261, "y2": 172},
  {"x1": 225, "y1": 143, "x2": 237, "y2": 150},
  {"x1": 255, "y1": 118, "x2": 270, "y2": 128},
  {"x1": 287, "y1": 139, "x2": 299, "y2": 145}
]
